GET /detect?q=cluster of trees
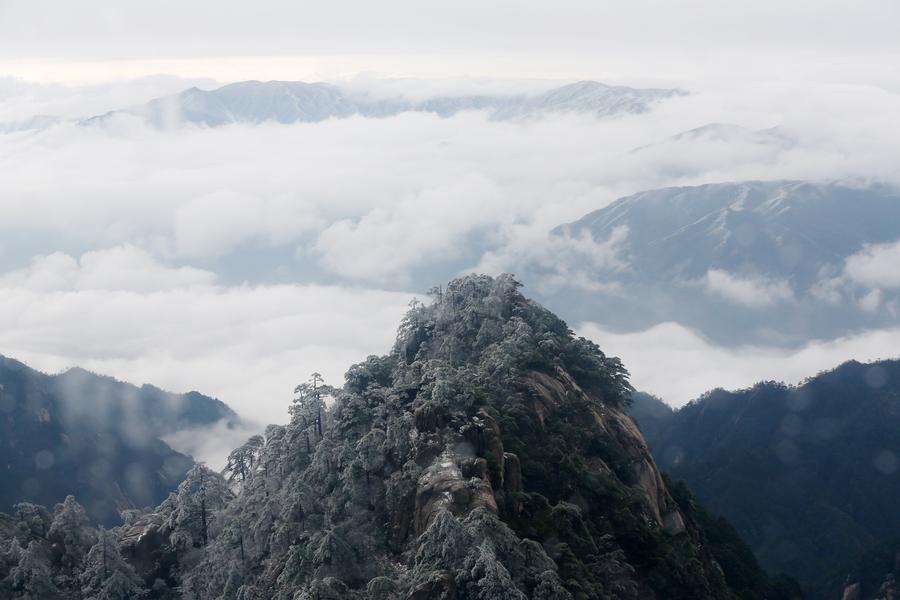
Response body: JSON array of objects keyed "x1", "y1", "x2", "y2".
[
  {"x1": 397, "y1": 274, "x2": 633, "y2": 408},
  {"x1": 0, "y1": 496, "x2": 141, "y2": 599},
  {"x1": 0, "y1": 462, "x2": 233, "y2": 599}
]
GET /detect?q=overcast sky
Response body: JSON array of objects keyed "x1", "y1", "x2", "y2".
[
  {"x1": 1, "y1": 1, "x2": 899, "y2": 453},
  {"x1": 2, "y1": 0, "x2": 900, "y2": 88}
]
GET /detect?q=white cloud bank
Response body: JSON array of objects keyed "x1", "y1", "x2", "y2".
[
  {"x1": 807, "y1": 239, "x2": 900, "y2": 314},
  {"x1": 844, "y1": 239, "x2": 900, "y2": 290},
  {"x1": 0, "y1": 245, "x2": 215, "y2": 291},
  {"x1": 579, "y1": 320, "x2": 900, "y2": 407},
  {"x1": 475, "y1": 225, "x2": 630, "y2": 294},
  {"x1": 4, "y1": 79, "x2": 899, "y2": 291},
  {"x1": 703, "y1": 269, "x2": 794, "y2": 308},
  {"x1": 314, "y1": 173, "x2": 511, "y2": 283},
  {"x1": 1, "y1": 75, "x2": 899, "y2": 451},
  {"x1": 0, "y1": 249, "x2": 414, "y2": 425}
]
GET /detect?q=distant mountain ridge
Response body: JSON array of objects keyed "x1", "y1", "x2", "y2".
[
  {"x1": 51, "y1": 366, "x2": 237, "y2": 438},
  {"x1": 0, "y1": 115, "x2": 61, "y2": 134},
  {"x1": 629, "y1": 122, "x2": 796, "y2": 153},
  {"x1": 0, "y1": 355, "x2": 238, "y2": 524},
  {"x1": 536, "y1": 180, "x2": 900, "y2": 344},
  {"x1": 79, "y1": 79, "x2": 684, "y2": 128},
  {"x1": 558, "y1": 180, "x2": 900, "y2": 287}
]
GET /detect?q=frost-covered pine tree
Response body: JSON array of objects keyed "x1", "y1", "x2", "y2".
[
  {"x1": 9, "y1": 541, "x2": 58, "y2": 600},
  {"x1": 79, "y1": 527, "x2": 143, "y2": 600},
  {"x1": 224, "y1": 435, "x2": 264, "y2": 484},
  {"x1": 168, "y1": 464, "x2": 233, "y2": 550},
  {"x1": 47, "y1": 495, "x2": 95, "y2": 572},
  {"x1": 290, "y1": 373, "x2": 335, "y2": 454},
  {"x1": 13, "y1": 503, "x2": 51, "y2": 540},
  {"x1": 2, "y1": 537, "x2": 23, "y2": 571}
]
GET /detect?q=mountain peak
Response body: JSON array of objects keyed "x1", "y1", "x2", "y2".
[
  {"x1": 154, "y1": 274, "x2": 788, "y2": 599},
  {"x1": 395, "y1": 273, "x2": 633, "y2": 408}
]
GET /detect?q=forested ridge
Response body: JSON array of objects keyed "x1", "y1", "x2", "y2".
[{"x1": 630, "y1": 360, "x2": 900, "y2": 599}]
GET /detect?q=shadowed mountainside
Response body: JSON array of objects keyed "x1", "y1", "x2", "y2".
[
  {"x1": 0, "y1": 356, "x2": 238, "y2": 525},
  {"x1": 629, "y1": 360, "x2": 900, "y2": 596}
]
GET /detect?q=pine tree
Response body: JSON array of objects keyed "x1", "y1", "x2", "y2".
[
  {"x1": 290, "y1": 373, "x2": 336, "y2": 454},
  {"x1": 79, "y1": 527, "x2": 143, "y2": 600},
  {"x1": 224, "y1": 435, "x2": 264, "y2": 484},
  {"x1": 168, "y1": 465, "x2": 232, "y2": 550},
  {"x1": 13, "y1": 503, "x2": 51, "y2": 539},
  {"x1": 47, "y1": 495, "x2": 95, "y2": 572},
  {"x1": 9, "y1": 541, "x2": 58, "y2": 600}
]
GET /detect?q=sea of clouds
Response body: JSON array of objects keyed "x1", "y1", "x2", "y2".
[{"x1": 2, "y1": 74, "x2": 900, "y2": 439}]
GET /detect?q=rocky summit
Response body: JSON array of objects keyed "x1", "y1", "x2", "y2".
[{"x1": 0, "y1": 274, "x2": 796, "y2": 599}]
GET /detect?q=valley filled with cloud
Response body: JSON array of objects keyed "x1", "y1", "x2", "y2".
[{"x1": 2, "y1": 71, "x2": 900, "y2": 420}]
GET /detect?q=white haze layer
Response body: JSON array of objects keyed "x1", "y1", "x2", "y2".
[
  {"x1": 578, "y1": 321, "x2": 900, "y2": 408},
  {"x1": 1, "y1": 76, "x2": 900, "y2": 431},
  {"x1": 0, "y1": 249, "x2": 413, "y2": 425},
  {"x1": 3, "y1": 1, "x2": 899, "y2": 93}
]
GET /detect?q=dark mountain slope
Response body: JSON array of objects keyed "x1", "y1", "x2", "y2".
[
  {"x1": 630, "y1": 359, "x2": 900, "y2": 594},
  {"x1": 819, "y1": 538, "x2": 900, "y2": 600},
  {"x1": 627, "y1": 391, "x2": 674, "y2": 445},
  {"x1": 0, "y1": 356, "x2": 238, "y2": 524}
]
